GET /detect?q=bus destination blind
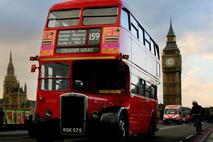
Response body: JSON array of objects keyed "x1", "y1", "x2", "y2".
[
  {"x1": 57, "y1": 29, "x2": 101, "y2": 54},
  {"x1": 57, "y1": 30, "x2": 86, "y2": 46}
]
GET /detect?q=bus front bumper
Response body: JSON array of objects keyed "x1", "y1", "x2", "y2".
[{"x1": 31, "y1": 114, "x2": 62, "y2": 139}]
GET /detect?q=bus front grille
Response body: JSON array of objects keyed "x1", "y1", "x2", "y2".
[{"x1": 60, "y1": 93, "x2": 88, "y2": 136}]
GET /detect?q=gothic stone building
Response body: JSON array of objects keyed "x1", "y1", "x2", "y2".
[
  {"x1": 2, "y1": 52, "x2": 27, "y2": 110},
  {"x1": 162, "y1": 21, "x2": 182, "y2": 105}
]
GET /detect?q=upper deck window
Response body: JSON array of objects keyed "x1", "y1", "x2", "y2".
[
  {"x1": 121, "y1": 9, "x2": 129, "y2": 30},
  {"x1": 144, "y1": 32, "x2": 151, "y2": 50},
  {"x1": 83, "y1": 7, "x2": 118, "y2": 25},
  {"x1": 48, "y1": 9, "x2": 80, "y2": 28},
  {"x1": 130, "y1": 15, "x2": 139, "y2": 38}
]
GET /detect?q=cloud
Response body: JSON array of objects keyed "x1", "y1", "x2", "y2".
[
  {"x1": 204, "y1": 53, "x2": 213, "y2": 60},
  {"x1": 178, "y1": 31, "x2": 213, "y2": 56},
  {"x1": 0, "y1": 0, "x2": 61, "y2": 99},
  {"x1": 183, "y1": 67, "x2": 202, "y2": 91},
  {"x1": 182, "y1": 67, "x2": 213, "y2": 107},
  {"x1": 183, "y1": 83, "x2": 213, "y2": 107},
  {"x1": 0, "y1": 0, "x2": 61, "y2": 43}
]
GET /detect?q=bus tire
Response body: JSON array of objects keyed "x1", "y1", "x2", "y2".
[
  {"x1": 100, "y1": 107, "x2": 128, "y2": 141},
  {"x1": 116, "y1": 114, "x2": 128, "y2": 142}
]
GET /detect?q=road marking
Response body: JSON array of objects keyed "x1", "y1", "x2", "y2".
[
  {"x1": 0, "y1": 130, "x2": 27, "y2": 136},
  {"x1": 159, "y1": 125, "x2": 183, "y2": 130},
  {"x1": 178, "y1": 133, "x2": 194, "y2": 142},
  {"x1": 185, "y1": 134, "x2": 194, "y2": 140},
  {"x1": 0, "y1": 136, "x2": 29, "y2": 140}
]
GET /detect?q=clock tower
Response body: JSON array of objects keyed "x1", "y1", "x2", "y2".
[{"x1": 162, "y1": 20, "x2": 182, "y2": 105}]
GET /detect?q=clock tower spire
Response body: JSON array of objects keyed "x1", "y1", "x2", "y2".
[
  {"x1": 167, "y1": 19, "x2": 175, "y2": 38},
  {"x1": 162, "y1": 20, "x2": 182, "y2": 105},
  {"x1": 166, "y1": 19, "x2": 178, "y2": 49}
]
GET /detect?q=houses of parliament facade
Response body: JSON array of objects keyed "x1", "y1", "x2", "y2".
[{"x1": 0, "y1": 52, "x2": 29, "y2": 110}]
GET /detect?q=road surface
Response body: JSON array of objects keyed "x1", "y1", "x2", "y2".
[{"x1": 0, "y1": 122, "x2": 212, "y2": 142}]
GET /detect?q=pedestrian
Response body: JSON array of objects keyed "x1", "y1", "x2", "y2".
[{"x1": 0, "y1": 106, "x2": 4, "y2": 128}]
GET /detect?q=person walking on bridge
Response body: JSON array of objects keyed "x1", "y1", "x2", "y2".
[{"x1": 0, "y1": 106, "x2": 4, "y2": 128}]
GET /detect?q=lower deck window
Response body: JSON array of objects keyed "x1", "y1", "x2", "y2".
[
  {"x1": 41, "y1": 79, "x2": 68, "y2": 91},
  {"x1": 40, "y1": 62, "x2": 70, "y2": 91}
]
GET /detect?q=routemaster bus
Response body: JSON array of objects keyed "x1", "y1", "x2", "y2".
[{"x1": 30, "y1": 0, "x2": 161, "y2": 141}]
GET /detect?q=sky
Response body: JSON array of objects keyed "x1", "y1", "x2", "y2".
[{"x1": 0, "y1": 0, "x2": 213, "y2": 107}]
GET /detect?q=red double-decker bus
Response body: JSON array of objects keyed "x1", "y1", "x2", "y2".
[{"x1": 30, "y1": 0, "x2": 161, "y2": 141}]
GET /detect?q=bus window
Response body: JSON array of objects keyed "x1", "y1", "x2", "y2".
[
  {"x1": 40, "y1": 62, "x2": 70, "y2": 91},
  {"x1": 139, "y1": 26, "x2": 144, "y2": 45},
  {"x1": 131, "y1": 75, "x2": 139, "y2": 94},
  {"x1": 139, "y1": 78, "x2": 145, "y2": 96},
  {"x1": 151, "y1": 85, "x2": 156, "y2": 99},
  {"x1": 130, "y1": 15, "x2": 138, "y2": 38},
  {"x1": 150, "y1": 40, "x2": 155, "y2": 55},
  {"x1": 121, "y1": 9, "x2": 129, "y2": 30},
  {"x1": 83, "y1": 7, "x2": 118, "y2": 25},
  {"x1": 157, "y1": 63, "x2": 160, "y2": 77},
  {"x1": 155, "y1": 44, "x2": 160, "y2": 59},
  {"x1": 48, "y1": 9, "x2": 80, "y2": 28},
  {"x1": 145, "y1": 82, "x2": 151, "y2": 98},
  {"x1": 144, "y1": 32, "x2": 151, "y2": 50},
  {"x1": 131, "y1": 83, "x2": 138, "y2": 94}
]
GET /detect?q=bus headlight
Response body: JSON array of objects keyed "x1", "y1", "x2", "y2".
[
  {"x1": 44, "y1": 109, "x2": 52, "y2": 118},
  {"x1": 92, "y1": 111, "x2": 99, "y2": 119}
]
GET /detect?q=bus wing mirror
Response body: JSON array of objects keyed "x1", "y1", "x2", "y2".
[{"x1": 31, "y1": 65, "x2": 37, "y2": 73}]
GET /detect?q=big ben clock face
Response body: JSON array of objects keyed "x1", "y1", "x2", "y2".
[{"x1": 166, "y1": 58, "x2": 175, "y2": 67}]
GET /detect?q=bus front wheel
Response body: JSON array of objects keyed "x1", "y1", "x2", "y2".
[{"x1": 116, "y1": 114, "x2": 128, "y2": 142}]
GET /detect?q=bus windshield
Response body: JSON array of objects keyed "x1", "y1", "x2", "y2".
[
  {"x1": 40, "y1": 62, "x2": 70, "y2": 91},
  {"x1": 72, "y1": 60, "x2": 128, "y2": 94}
]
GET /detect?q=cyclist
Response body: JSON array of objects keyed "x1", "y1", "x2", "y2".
[{"x1": 190, "y1": 100, "x2": 204, "y2": 133}]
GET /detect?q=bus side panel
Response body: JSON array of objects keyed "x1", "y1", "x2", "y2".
[
  {"x1": 120, "y1": 28, "x2": 132, "y2": 59},
  {"x1": 131, "y1": 35, "x2": 146, "y2": 70}
]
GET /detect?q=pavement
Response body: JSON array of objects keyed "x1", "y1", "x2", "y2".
[
  {"x1": 195, "y1": 126, "x2": 213, "y2": 142},
  {"x1": 207, "y1": 131, "x2": 213, "y2": 142}
]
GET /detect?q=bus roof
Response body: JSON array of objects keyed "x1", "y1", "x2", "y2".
[{"x1": 50, "y1": 0, "x2": 123, "y2": 10}]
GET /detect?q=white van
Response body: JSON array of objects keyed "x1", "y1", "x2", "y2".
[{"x1": 163, "y1": 105, "x2": 183, "y2": 125}]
